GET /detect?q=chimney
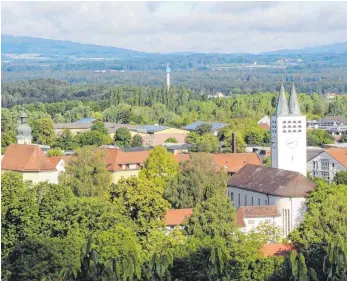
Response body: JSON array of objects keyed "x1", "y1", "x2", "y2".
[{"x1": 232, "y1": 132, "x2": 237, "y2": 153}]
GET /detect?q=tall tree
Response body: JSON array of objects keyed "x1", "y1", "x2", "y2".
[
  {"x1": 60, "y1": 147, "x2": 111, "y2": 197},
  {"x1": 54, "y1": 128, "x2": 76, "y2": 150},
  {"x1": 31, "y1": 117, "x2": 56, "y2": 145},
  {"x1": 114, "y1": 127, "x2": 132, "y2": 148},
  {"x1": 131, "y1": 134, "x2": 144, "y2": 147}
]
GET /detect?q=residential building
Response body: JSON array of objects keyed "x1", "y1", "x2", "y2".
[
  {"x1": 183, "y1": 121, "x2": 228, "y2": 136},
  {"x1": 165, "y1": 208, "x2": 193, "y2": 233},
  {"x1": 236, "y1": 206, "x2": 281, "y2": 233},
  {"x1": 307, "y1": 148, "x2": 347, "y2": 183},
  {"x1": 132, "y1": 125, "x2": 189, "y2": 147},
  {"x1": 1, "y1": 144, "x2": 59, "y2": 184},
  {"x1": 162, "y1": 143, "x2": 192, "y2": 154},
  {"x1": 271, "y1": 82, "x2": 307, "y2": 176},
  {"x1": 47, "y1": 155, "x2": 73, "y2": 177},
  {"x1": 228, "y1": 164, "x2": 316, "y2": 237},
  {"x1": 104, "y1": 148, "x2": 150, "y2": 183},
  {"x1": 174, "y1": 152, "x2": 262, "y2": 175}
]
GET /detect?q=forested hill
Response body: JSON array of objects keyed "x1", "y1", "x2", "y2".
[{"x1": 1, "y1": 34, "x2": 152, "y2": 58}]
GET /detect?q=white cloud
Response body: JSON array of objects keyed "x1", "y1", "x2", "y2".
[{"x1": 2, "y1": 1, "x2": 347, "y2": 53}]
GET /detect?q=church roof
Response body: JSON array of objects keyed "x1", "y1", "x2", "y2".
[
  {"x1": 2, "y1": 144, "x2": 56, "y2": 172},
  {"x1": 236, "y1": 206, "x2": 280, "y2": 227},
  {"x1": 228, "y1": 164, "x2": 316, "y2": 197},
  {"x1": 288, "y1": 83, "x2": 301, "y2": 115},
  {"x1": 275, "y1": 81, "x2": 289, "y2": 116}
]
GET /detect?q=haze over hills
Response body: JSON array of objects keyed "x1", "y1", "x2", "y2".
[{"x1": 2, "y1": 34, "x2": 347, "y2": 58}]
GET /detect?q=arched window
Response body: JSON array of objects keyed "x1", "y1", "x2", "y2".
[
  {"x1": 298, "y1": 120, "x2": 302, "y2": 123},
  {"x1": 245, "y1": 195, "x2": 247, "y2": 206},
  {"x1": 293, "y1": 130, "x2": 296, "y2": 132},
  {"x1": 238, "y1": 193, "x2": 241, "y2": 206},
  {"x1": 298, "y1": 125, "x2": 302, "y2": 128},
  {"x1": 283, "y1": 130, "x2": 286, "y2": 133},
  {"x1": 283, "y1": 121, "x2": 286, "y2": 124},
  {"x1": 293, "y1": 125, "x2": 296, "y2": 128},
  {"x1": 288, "y1": 125, "x2": 291, "y2": 128},
  {"x1": 258, "y1": 198, "x2": 260, "y2": 206},
  {"x1": 298, "y1": 130, "x2": 302, "y2": 132},
  {"x1": 293, "y1": 120, "x2": 296, "y2": 123},
  {"x1": 288, "y1": 130, "x2": 292, "y2": 133},
  {"x1": 288, "y1": 121, "x2": 291, "y2": 123},
  {"x1": 252, "y1": 197, "x2": 254, "y2": 206},
  {"x1": 283, "y1": 125, "x2": 286, "y2": 128}
]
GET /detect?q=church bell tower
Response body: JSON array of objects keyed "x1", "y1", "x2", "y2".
[
  {"x1": 16, "y1": 111, "x2": 32, "y2": 145},
  {"x1": 270, "y1": 81, "x2": 306, "y2": 176}
]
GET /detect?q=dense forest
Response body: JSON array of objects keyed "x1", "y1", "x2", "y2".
[{"x1": 2, "y1": 147, "x2": 347, "y2": 281}]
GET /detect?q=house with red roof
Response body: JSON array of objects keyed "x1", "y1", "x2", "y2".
[
  {"x1": 165, "y1": 208, "x2": 193, "y2": 233},
  {"x1": 1, "y1": 144, "x2": 59, "y2": 184}
]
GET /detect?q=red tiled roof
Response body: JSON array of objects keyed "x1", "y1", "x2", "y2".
[
  {"x1": 174, "y1": 153, "x2": 262, "y2": 173},
  {"x1": 104, "y1": 148, "x2": 150, "y2": 172},
  {"x1": 47, "y1": 156, "x2": 73, "y2": 167},
  {"x1": 258, "y1": 122, "x2": 270, "y2": 131},
  {"x1": 165, "y1": 208, "x2": 193, "y2": 226},
  {"x1": 236, "y1": 206, "x2": 280, "y2": 227},
  {"x1": 260, "y1": 243, "x2": 295, "y2": 257},
  {"x1": 326, "y1": 148, "x2": 347, "y2": 168},
  {"x1": 2, "y1": 144, "x2": 56, "y2": 172}
]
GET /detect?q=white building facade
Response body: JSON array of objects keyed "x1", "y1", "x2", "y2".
[{"x1": 271, "y1": 82, "x2": 307, "y2": 176}]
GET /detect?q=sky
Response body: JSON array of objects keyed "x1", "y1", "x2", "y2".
[{"x1": 2, "y1": 1, "x2": 347, "y2": 54}]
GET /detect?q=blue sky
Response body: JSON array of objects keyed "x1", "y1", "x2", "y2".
[{"x1": 2, "y1": 1, "x2": 347, "y2": 53}]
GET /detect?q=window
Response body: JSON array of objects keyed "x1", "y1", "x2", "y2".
[
  {"x1": 283, "y1": 125, "x2": 286, "y2": 128},
  {"x1": 298, "y1": 130, "x2": 302, "y2": 132},
  {"x1": 283, "y1": 130, "x2": 286, "y2": 133},
  {"x1": 265, "y1": 199, "x2": 268, "y2": 205},
  {"x1": 230, "y1": 192, "x2": 234, "y2": 202},
  {"x1": 322, "y1": 171, "x2": 330, "y2": 181},
  {"x1": 288, "y1": 130, "x2": 291, "y2": 133},
  {"x1": 122, "y1": 164, "x2": 126, "y2": 170},
  {"x1": 298, "y1": 120, "x2": 302, "y2": 123},
  {"x1": 293, "y1": 120, "x2": 296, "y2": 123},
  {"x1": 258, "y1": 198, "x2": 260, "y2": 206},
  {"x1": 313, "y1": 161, "x2": 316, "y2": 169},
  {"x1": 298, "y1": 125, "x2": 302, "y2": 128},
  {"x1": 265, "y1": 219, "x2": 272, "y2": 224},
  {"x1": 288, "y1": 125, "x2": 291, "y2": 128},
  {"x1": 293, "y1": 130, "x2": 296, "y2": 133},
  {"x1": 129, "y1": 164, "x2": 137, "y2": 170},
  {"x1": 251, "y1": 197, "x2": 254, "y2": 206},
  {"x1": 245, "y1": 195, "x2": 247, "y2": 206},
  {"x1": 283, "y1": 121, "x2": 286, "y2": 124},
  {"x1": 288, "y1": 121, "x2": 291, "y2": 123},
  {"x1": 321, "y1": 161, "x2": 329, "y2": 171},
  {"x1": 248, "y1": 220, "x2": 254, "y2": 225},
  {"x1": 293, "y1": 125, "x2": 296, "y2": 128},
  {"x1": 238, "y1": 193, "x2": 241, "y2": 206},
  {"x1": 332, "y1": 163, "x2": 335, "y2": 168}
]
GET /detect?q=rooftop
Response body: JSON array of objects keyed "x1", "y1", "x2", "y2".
[
  {"x1": 326, "y1": 147, "x2": 347, "y2": 168},
  {"x1": 236, "y1": 206, "x2": 280, "y2": 227},
  {"x1": 2, "y1": 144, "x2": 56, "y2": 172},
  {"x1": 165, "y1": 208, "x2": 193, "y2": 226},
  {"x1": 228, "y1": 164, "x2": 316, "y2": 197},
  {"x1": 47, "y1": 155, "x2": 73, "y2": 167},
  {"x1": 260, "y1": 243, "x2": 295, "y2": 257},
  {"x1": 183, "y1": 121, "x2": 228, "y2": 132},
  {"x1": 307, "y1": 147, "x2": 325, "y2": 161},
  {"x1": 73, "y1": 117, "x2": 96, "y2": 123},
  {"x1": 134, "y1": 125, "x2": 170, "y2": 133}
]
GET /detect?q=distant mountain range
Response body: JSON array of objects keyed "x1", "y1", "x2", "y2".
[{"x1": 2, "y1": 34, "x2": 347, "y2": 59}]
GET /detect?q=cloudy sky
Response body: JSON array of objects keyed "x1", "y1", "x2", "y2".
[{"x1": 2, "y1": 1, "x2": 347, "y2": 54}]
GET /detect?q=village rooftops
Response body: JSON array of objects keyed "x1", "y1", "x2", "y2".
[
  {"x1": 174, "y1": 153, "x2": 262, "y2": 174},
  {"x1": 165, "y1": 208, "x2": 193, "y2": 226},
  {"x1": 236, "y1": 206, "x2": 280, "y2": 227},
  {"x1": 228, "y1": 164, "x2": 316, "y2": 197},
  {"x1": 2, "y1": 144, "x2": 56, "y2": 172},
  {"x1": 325, "y1": 147, "x2": 347, "y2": 168},
  {"x1": 74, "y1": 117, "x2": 96, "y2": 123},
  {"x1": 183, "y1": 121, "x2": 228, "y2": 132},
  {"x1": 47, "y1": 155, "x2": 73, "y2": 167},
  {"x1": 134, "y1": 125, "x2": 170, "y2": 133},
  {"x1": 103, "y1": 148, "x2": 150, "y2": 172}
]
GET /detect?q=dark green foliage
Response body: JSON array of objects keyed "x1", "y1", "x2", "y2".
[
  {"x1": 333, "y1": 171, "x2": 347, "y2": 185},
  {"x1": 114, "y1": 127, "x2": 132, "y2": 148},
  {"x1": 340, "y1": 134, "x2": 347, "y2": 143},
  {"x1": 186, "y1": 132, "x2": 219, "y2": 153},
  {"x1": 307, "y1": 129, "x2": 335, "y2": 147},
  {"x1": 165, "y1": 137, "x2": 178, "y2": 143},
  {"x1": 31, "y1": 117, "x2": 56, "y2": 145},
  {"x1": 195, "y1": 123, "x2": 212, "y2": 135},
  {"x1": 74, "y1": 130, "x2": 112, "y2": 147},
  {"x1": 131, "y1": 134, "x2": 143, "y2": 147},
  {"x1": 54, "y1": 128, "x2": 76, "y2": 150},
  {"x1": 91, "y1": 120, "x2": 108, "y2": 134}
]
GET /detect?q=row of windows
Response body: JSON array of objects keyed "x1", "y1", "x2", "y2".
[
  {"x1": 229, "y1": 192, "x2": 268, "y2": 206},
  {"x1": 248, "y1": 218, "x2": 272, "y2": 225},
  {"x1": 283, "y1": 130, "x2": 302, "y2": 133},
  {"x1": 282, "y1": 120, "x2": 302, "y2": 124},
  {"x1": 283, "y1": 125, "x2": 302, "y2": 128}
]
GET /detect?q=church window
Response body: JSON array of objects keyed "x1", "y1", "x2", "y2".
[
  {"x1": 258, "y1": 198, "x2": 260, "y2": 206},
  {"x1": 288, "y1": 130, "x2": 291, "y2": 133},
  {"x1": 293, "y1": 121, "x2": 296, "y2": 123},
  {"x1": 293, "y1": 130, "x2": 296, "y2": 132},
  {"x1": 293, "y1": 125, "x2": 296, "y2": 128},
  {"x1": 288, "y1": 125, "x2": 291, "y2": 128},
  {"x1": 251, "y1": 197, "x2": 254, "y2": 206},
  {"x1": 298, "y1": 130, "x2": 302, "y2": 132},
  {"x1": 298, "y1": 125, "x2": 302, "y2": 128},
  {"x1": 298, "y1": 120, "x2": 302, "y2": 123},
  {"x1": 231, "y1": 192, "x2": 234, "y2": 202},
  {"x1": 283, "y1": 125, "x2": 286, "y2": 128},
  {"x1": 283, "y1": 130, "x2": 286, "y2": 133},
  {"x1": 282, "y1": 121, "x2": 286, "y2": 124},
  {"x1": 245, "y1": 195, "x2": 247, "y2": 206},
  {"x1": 288, "y1": 121, "x2": 291, "y2": 123},
  {"x1": 238, "y1": 193, "x2": 241, "y2": 206}
]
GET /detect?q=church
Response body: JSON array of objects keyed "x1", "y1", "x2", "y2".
[{"x1": 228, "y1": 82, "x2": 315, "y2": 237}]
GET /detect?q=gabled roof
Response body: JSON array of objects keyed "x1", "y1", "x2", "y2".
[
  {"x1": 258, "y1": 123, "x2": 270, "y2": 131},
  {"x1": 104, "y1": 148, "x2": 149, "y2": 172},
  {"x1": 2, "y1": 144, "x2": 56, "y2": 172},
  {"x1": 306, "y1": 147, "x2": 325, "y2": 161},
  {"x1": 47, "y1": 156, "x2": 73, "y2": 167},
  {"x1": 134, "y1": 125, "x2": 170, "y2": 133},
  {"x1": 165, "y1": 208, "x2": 193, "y2": 226},
  {"x1": 183, "y1": 121, "x2": 228, "y2": 132},
  {"x1": 325, "y1": 148, "x2": 347, "y2": 168},
  {"x1": 228, "y1": 164, "x2": 315, "y2": 197},
  {"x1": 260, "y1": 243, "x2": 295, "y2": 257},
  {"x1": 236, "y1": 206, "x2": 280, "y2": 227},
  {"x1": 174, "y1": 153, "x2": 262, "y2": 173}
]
